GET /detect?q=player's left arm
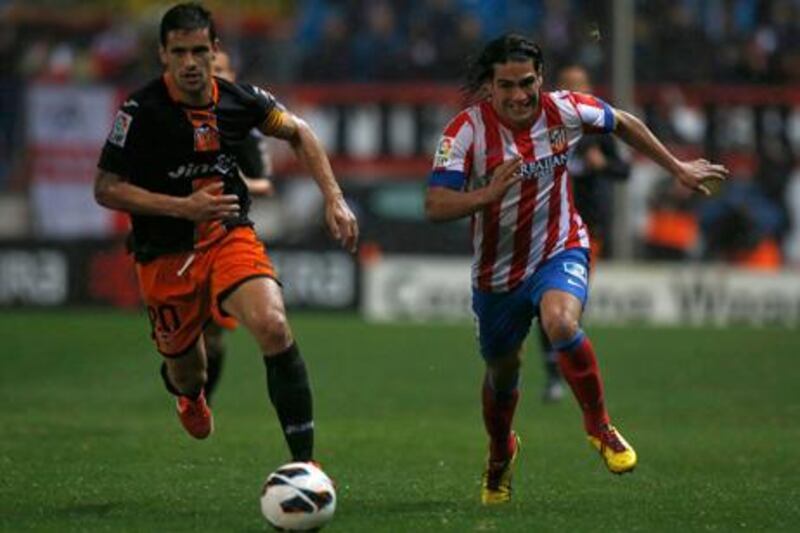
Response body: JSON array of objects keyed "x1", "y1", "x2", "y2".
[
  {"x1": 612, "y1": 108, "x2": 728, "y2": 195},
  {"x1": 260, "y1": 110, "x2": 358, "y2": 252}
]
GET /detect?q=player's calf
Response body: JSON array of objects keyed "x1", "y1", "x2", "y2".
[{"x1": 264, "y1": 343, "x2": 314, "y2": 462}]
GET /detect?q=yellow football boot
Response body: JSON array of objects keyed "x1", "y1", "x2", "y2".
[
  {"x1": 481, "y1": 432, "x2": 521, "y2": 505},
  {"x1": 588, "y1": 424, "x2": 637, "y2": 474}
]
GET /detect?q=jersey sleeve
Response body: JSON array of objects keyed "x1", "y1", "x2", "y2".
[
  {"x1": 243, "y1": 84, "x2": 288, "y2": 136},
  {"x1": 568, "y1": 91, "x2": 616, "y2": 134},
  {"x1": 428, "y1": 113, "x2": 474, "y2": 191},
  {"x1": 234, "y1": 131, "x2": 271, "y2": 178},
  {"x1": 97, "y1": 99, "x2": 147, "y2": 178}
]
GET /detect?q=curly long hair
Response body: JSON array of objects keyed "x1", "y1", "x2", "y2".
[{"x1": 463, "y1": 33, "x2": 544, "y2": 105}]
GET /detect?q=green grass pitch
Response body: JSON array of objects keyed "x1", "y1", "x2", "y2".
[{"x1": 1, "y1": 310, "x2": 799, "y2": 531}]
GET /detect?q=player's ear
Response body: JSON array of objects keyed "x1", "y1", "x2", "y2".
[{"x1": 158, "y1": 45, "x2": 167, "y2": 67}]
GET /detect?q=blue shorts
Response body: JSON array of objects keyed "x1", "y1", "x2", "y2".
[{"x1": 471, "y1": 248, "x2": 590, "y2": 360}]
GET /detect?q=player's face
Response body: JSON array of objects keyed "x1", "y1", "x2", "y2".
[
  {"x1": 489, "y1": 60, "x2": 542, "y2": 128},
  {"x1": 159, "y1": 28, "x2": 218, "y2": 101}
]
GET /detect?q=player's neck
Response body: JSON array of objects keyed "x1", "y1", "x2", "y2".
[{"x1": 181, "y1": 89, "x2": 212, "y2": 107}]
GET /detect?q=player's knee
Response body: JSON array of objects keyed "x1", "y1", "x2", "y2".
[
  {"x1": 490, "y1": 352, "x2": 521, "y2": 374},
  {"x1": 487, "y1": 350, "x2": 521, "y2": 386},
  {"x1": 541, "y1": 308, "x2": 580, "y2": 345},
  {"x1": 251, "y1": 309, "x2": 293, "y2": 353}
]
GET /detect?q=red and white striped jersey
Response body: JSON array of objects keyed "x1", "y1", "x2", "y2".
[{"x1": 429, "y1": 90, "x2": 616, "y2": 292}]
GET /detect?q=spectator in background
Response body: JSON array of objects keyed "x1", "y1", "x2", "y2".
[
  {"x1": 642, "y1": 175, "x2": 700, "y2": 260},
  {"x1": 705, "y1": 203, "x2": 782, "y2": 271},
  {"x1": 435, "y1": 12, "x2": 483, "y2": 80},
  {"x1": 756, "y1": 138, "x2": 794, "y2": 242},
  {"x1": 536, "y1": 63, "x2": 631, "y2": 403},
  {"x1": 783, "y1": 164, "x2": 800, "y2": 265},
  {"x1": 351, "y1": 1, "x2": 406, "y2": 80},
  {"x1": 299, "y1": 9, "x2": 354, "y2": 82},
  {"x1": 700, "y1": 178, "x2": 784, "y2": 271},
  {"x1": 557, "y1": 64, "x2": 630, "y2": 258}
]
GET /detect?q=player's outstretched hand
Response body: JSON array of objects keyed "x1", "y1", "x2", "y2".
[
  {"x1": 324, "y1": 194, "x2": 359, "y2": 253},
  {"x1": 675, "y1": 159, "x2": 729, "y2": 196},
  {"x1": 483, "y1": 157, "x2": 524, "y2": 204},
  {"x1": 181, "y1": 182, "x2": 240, "y2": 221}
]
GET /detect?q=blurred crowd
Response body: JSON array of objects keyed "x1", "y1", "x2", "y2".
[
  {"x1": 2, "y1": 0, "x2": 800, "y2": 267},
  {"x1": 4, "y1": 0, "x2": 800, "y2": 85}
]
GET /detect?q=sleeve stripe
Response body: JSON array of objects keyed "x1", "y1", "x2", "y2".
[
  {"x1": 444, "y1": 111, "x2": 472, "y2": 137},
  {"x1": 602, "y1": 102, "x2": 615, "y2": 132},
  {"x1": 428, "y1": 170, "x2": 466, "y2": 190},
  {"x1": 262, "y1": 108, "x2": 285, "y2": 134}
]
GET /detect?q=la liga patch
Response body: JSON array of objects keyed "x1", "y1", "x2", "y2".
[
  {"x1": 433, "y1": 136, "x2": 454, "y2": 167},
  {"x1": 108, "y1": 110, "x2": 133, "y2": 148}
]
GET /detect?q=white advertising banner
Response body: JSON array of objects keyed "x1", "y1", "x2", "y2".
[
  {"x1": 363, "y1": 256, "x2": 800, "y2": 327},
  {"x1": 26, "y1": 84, "x2": 117, "y2": 237},
  {"x1": 363, "y1": 256, "x2": 472, "y2": 322}
]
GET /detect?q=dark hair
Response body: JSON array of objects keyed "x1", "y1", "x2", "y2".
[
  {"x1": 464, "y1": 33, "x2": 544, "y2": 101},
  {"x1": 160, "y1": 3, "x2": 217, "y2": 47}
]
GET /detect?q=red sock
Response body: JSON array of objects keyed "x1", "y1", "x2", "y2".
[
  {"x1": 556, "y1": 332, "x2": 610, "y2": 436},
  {"x1": 481, "y1": 377, "x2": 519, "y2": 461}
]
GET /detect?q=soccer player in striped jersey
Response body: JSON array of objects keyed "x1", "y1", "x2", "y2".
[{"x1": 425, "y1": 34, "x2": 728, "y2": 504}]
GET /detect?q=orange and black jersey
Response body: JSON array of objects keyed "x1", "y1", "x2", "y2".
[{"x1": 98, "y1": 74, "x2": 285, "y2": 262}]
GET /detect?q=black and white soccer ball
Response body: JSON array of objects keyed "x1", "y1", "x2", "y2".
[{"x1": 260, "y1": 462, "x2": 336, "y2": 531}]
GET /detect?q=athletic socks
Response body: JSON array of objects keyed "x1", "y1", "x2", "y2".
[
  {"x1": 204, "y1": 344, "x2": 225, "y2": 405},
  {"x1": 159, "y1": 362, "x2": 202, "y2": 400},
  {"x1": 554, "y1": 330, "x2": 610, "y2": 436},
  {"x1": 482, "y1": 373, "x2": 520, "y2": 462},
  {"x1": 264, "y1": 343, "x2": 314, "y2": 462}
]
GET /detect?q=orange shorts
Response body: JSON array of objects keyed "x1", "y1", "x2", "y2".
[{"x1": 135, "y1": 226, "x2": 276, "y2": 357}]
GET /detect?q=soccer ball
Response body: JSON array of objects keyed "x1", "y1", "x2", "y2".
[{"x1": 260, "y1": 462, "x2": 336, "y2": 531}]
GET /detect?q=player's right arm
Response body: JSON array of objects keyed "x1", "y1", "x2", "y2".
[
  {"x1": 424, "y1": 115, "x2": 522, "y2": 222},
  {"x1": 425, "y1": 158, "x2": 523, "y2": 222},
  {"x1": 94, "y1": 171, "x2": 240, "y2": 222}
]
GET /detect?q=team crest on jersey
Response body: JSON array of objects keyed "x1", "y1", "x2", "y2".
[
  {"x1": 194, "y1": 123, "x2": 220, "y2": 152},
  {"x1": 434, "y1": 136, "x2": 454, "y2": 167},
  {"x1": 108, "y1": 110, "x2": 133, "y2": 148},
  {"x1": 548, "y1": 126, "x2": 568, "y2": 153}
]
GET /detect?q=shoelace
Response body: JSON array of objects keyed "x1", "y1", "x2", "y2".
[{"x1": 600, "y1": 427, "x2": 627, "y2": 453}]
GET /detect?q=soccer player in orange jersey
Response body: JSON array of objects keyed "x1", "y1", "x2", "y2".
[{"x1": 95, "y1": 4, "x2": 358, "y2": 464}]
